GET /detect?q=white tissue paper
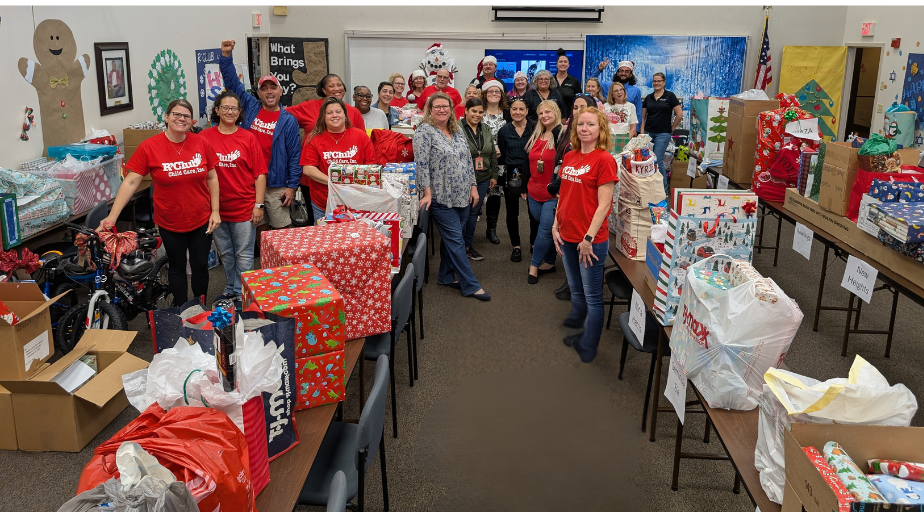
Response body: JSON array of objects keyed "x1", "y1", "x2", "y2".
[{"x1": 732, "y1": 89, "x2": 771, "y2": 101}]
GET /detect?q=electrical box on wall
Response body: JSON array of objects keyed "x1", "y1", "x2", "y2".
[
  {"x1": 252, "y1": 13, "x2": 262, "y2": 28},
  {"x1": 273, "y1": 6, "x2": 287, "y2": 16},
  {"x1": 892, "y1": 38, "x2": 901, "y2": 48},
  {"x1": 861, "y1": 22, "x2": 876, "y2": 37}
]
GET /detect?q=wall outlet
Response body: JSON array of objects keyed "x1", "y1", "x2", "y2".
[{"x1": 877, "y1": 104, "x2": 884, "y2": 113}]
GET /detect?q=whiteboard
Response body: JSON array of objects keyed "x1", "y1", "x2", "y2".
[{"x1": 345, "y1": 31, "x2": 585, "y2": 101}]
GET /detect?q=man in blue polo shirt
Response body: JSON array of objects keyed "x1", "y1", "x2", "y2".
[{"x1": 589, "y1": 59, "x2": 643, "y2": 125}]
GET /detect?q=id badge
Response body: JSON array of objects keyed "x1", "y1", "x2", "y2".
[
  {"x1": 475, "y1": 157, "x2": 484, "y2": 170},
  {"x1": 537, "y1": 159, "x2": 545, "y2": 174}
]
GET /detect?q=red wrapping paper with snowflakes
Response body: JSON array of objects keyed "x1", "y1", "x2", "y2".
[
  {"x1": 260, "y1": 223, "x2": 392, "y2": 340},
  {"x1": 752, "y1": 94, "x2": 820, "y2": 199},
  {"x1": 294, "y1": 350, "x2": 345, "y2": 410},
  {"x1": 241, "y1": 263, "x2": 346, "y2": 359}
]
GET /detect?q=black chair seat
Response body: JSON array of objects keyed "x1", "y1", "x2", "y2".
[
  {"x1": 299, "y1": 422, "x2": 360, "y2": 504},
  {"x1": 605, "y1": 269, "x2": 633, "y2": 301},
  {"x1": 618, "y1": 311, "x2": 661, "y2": 354},
  {"x1": 364, "y1": 331, "x2": 391, "y2": 360}
]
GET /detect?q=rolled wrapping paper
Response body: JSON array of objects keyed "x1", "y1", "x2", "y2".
[
  {"x1": 208, "y1": 306, "x2": 236, "y2": 393},
  {"x1": 823, "y1": 441, "x2": 888, "y2": 503},
  {"x1": 869, "y1": 460, "x2": 924, "y2": 482},
  {"x1": 867, "y1": 474, "x2": 924, "y2": 504},
  {"x1": 803, "y1": 446, "x2": 856, "y2": 512}
]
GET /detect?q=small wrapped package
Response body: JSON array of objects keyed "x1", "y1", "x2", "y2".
[
  {"x1": 294, "y1": 350, "x2": 345, "y2": 410},
  {"x1": 802, "y1": 446, "x2": 857, "y2": 512},
  {"x1": 823, "y1": 442, "x2": 888, "y2": 503}
]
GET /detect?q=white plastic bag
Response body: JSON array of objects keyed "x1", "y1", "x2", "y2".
[
  {"x1": 326, "y1": 181, "x2": 401, "y2": 217},
  {"x1": 116, "y1": 441, "x2": 177, "y2": 490},
  {"x1": 669, "y1": 255, "x2": 803, "y2": 410},
  {"x1": 754, "y1": 357, "x2": 917, "y2": 504}
]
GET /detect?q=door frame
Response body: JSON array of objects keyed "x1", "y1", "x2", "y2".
[{"x1": 839, "y1": 42, "x2": 885, "y2": 142}]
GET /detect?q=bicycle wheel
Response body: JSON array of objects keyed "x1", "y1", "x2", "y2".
[
  {"x1": 56, "y1": 299, "x2": 128, "y2": 354},
  {"x1": 151, "y1": 255, "x2": 174, "y2": 309},
  {"x1": 49, "y1": 283, "x2": 80, "y2": 340}
]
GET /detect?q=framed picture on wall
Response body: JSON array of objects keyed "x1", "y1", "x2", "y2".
[{"x1": 94, "y1": 42, "x2": 133, "y2": 116}]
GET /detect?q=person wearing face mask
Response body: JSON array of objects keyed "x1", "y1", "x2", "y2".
[
  {"x1": 219, "y1": 39, "x2": 301, "y2": 230},
  {"x1": 508, "y1": 71, "x2": 531, "y2": 100},
  {"x1": 407, "y1": 70, "x2": 427, "y2": 104},
  {"x1": 640, "y1": 72, "x2": 682, "y2": 195},
  {"x1": 552, "y1": 48, "x2": 581, "y2": 114},
  {"x1": 354, "y1": 85, "x2": 389, "y2": 130},
  {"x1": 471, "y1": 55, "x2": 508, "y2": 95},
  {"x1": 388, "y1": 73, "x2": 409, "y2": 108},
  {"x1": 459, "y1": 97, "x2": 498, "y2": 262},
  {"x1": 300, "y1": 97, "x2": 376, "y2": 221},
  {"x1": 552, "y1": 106, "x2": 618, "y2": 364},
  {"x1": 524, "y1": 70, "x2": 566, "y2": 124},
  {"x1": 373, "y1": 81, "x2": 400, "y2": 127},
  {"x1": 590, "y1": 58, "x2": 643, "y2": 125},
  {"x1": 416, "y1": 69, "x2": 463, "y2": 111},
  {"x1": 287, "y1": 74, "x2": 367, "y2": 134}
]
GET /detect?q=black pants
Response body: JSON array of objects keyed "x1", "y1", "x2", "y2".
[
  {"x1": 160, "y1": 223, "x2": 212, "y2": 305},
  {"x1": 299, "y1": 184, "x2": 316, "y2": 227},
  {"x1": 485, "y1": 186, "x2": 539, "y2": 248}
]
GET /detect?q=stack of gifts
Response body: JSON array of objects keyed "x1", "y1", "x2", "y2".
[
  {"x1": 867, "y1": 200, "x2": 924, "y2": 264},
  {"x1": 260, "y1": 222, "x2": 392, "y2": 340},
  {"x1": 653, "y1": 188, "x2": 759, "y2": 325},
  {"x1": 241, "y1": 263, "x2": 348, "y2": 410},
  {"x1": 752, "y1": 93, "x2": 820, "y2": 202},
  {"x1": 20, "y1": 156, "x2": 115, "y2": 215},
  {"x1": 842, "y1": 135, "x2": 922, "y2": 221},
  {"x1": 329, "y1": 163, "x2": 382, "y2": 187},
  {"x1": 383, "y1": 162, "x2": 418, "y2": 237},
  {"x1": 321, "y1": 206, "x2": 402, "y2": 268},
  {"x1": 0, "y1": 166, "x2": 69, "y2": 238}
]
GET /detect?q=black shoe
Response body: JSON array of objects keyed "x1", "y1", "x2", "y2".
[
  {"x1": 555, "y1": 288, "x2": 571, "y2": 301},
  {"x1": 528, "y1": 274, "x2": 539, "y2": 285},
  {"x1": 563, "y1": 333, "x2": 583, "y2": 347},
  {"x1": 467, "y1": 246, "x2": 484, "y2": 261},
  {"x1": 563, "y1": 317, "x2": 583, "y2": 329},
  {"x1": 486, "y1": 228, "x2": 500, "y2": 245},
  {"x1": 470, "y1": 291, "x2": 491, "y2": 301},
  {"x1": 439, "y1": 281, "x2": 461, "y2": 290},
  {"x1": 553, "y1": 279, "x2": 569, "y2": 294},
  {"x1": 537, "y1": 266, "x2": 557, "y2": 275},
  {"x1": 510, "y1": 248, "x2": 522, "y2": 262}
]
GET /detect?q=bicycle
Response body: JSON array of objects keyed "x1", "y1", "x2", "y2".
[{"x1": 56, "y1": 222, "x2": 172, "y2": 353}]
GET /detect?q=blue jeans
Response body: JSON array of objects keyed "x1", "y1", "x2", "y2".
[
  {"x1": 527, "y1": 196, "x2": 558, "y2": 267},
  {"x1": 650, "y1": 131, "x2": 672, "y2": 194},
  {"x1": 212, "y1": 220, "x2": 256, "y2": 297},
  {"x1": 311, "y1": 201, "x2": 326, "y2": 224},
  {"x1": 560, "y1": 239, "x2": 609, "y2": 363},
  {"x1": 430, "y1": 200, "x2": 483, "y2": 296},
  {"x1": 464, "y1": 179, "x2": 491, "y2": 248}
]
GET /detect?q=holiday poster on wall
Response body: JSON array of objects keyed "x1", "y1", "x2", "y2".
[
  {"x1": 195, "y1": 48, "x2": 250, "y2": 127},
  {"x1": 267, "y1": 37, "x2": 329, "y2": 107},
  {"x1": 900, "y1": 53, "x2": 924, "y2": 134},
  {"x1": 779, "y1": 46, "x2": 847, "y2": 142}
]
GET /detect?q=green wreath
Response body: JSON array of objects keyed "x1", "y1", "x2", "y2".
[{"x1": 147, "y1": 49, "x2": 188, "y2": 122}]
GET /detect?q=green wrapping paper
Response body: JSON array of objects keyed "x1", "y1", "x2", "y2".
[{"x1": 823, "y1": 441, "x2": 887, "y2": 503}]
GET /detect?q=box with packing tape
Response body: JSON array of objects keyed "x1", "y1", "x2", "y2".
[{"x1": 0, "y1": 282, "x2": 69, "y2": 381}]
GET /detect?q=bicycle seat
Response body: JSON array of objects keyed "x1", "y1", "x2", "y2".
[{"x1": 64, "y1": 262, "x2": 96, "y2": 278}]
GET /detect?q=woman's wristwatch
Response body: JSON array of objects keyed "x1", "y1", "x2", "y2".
[
  {"x1": 255, "y1": 203, "x2": 265, "y2": 210},
  {"x1": 584, "y1": 234, "x2": 593, "y2": 243}
]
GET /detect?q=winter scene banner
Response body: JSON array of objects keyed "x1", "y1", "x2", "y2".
[
  {"x1": 779, "y1": 46, "x2": 847, "y2": 142},
  {"x1": 584, "y1": 35, "x2": 747, "y2": 122}
]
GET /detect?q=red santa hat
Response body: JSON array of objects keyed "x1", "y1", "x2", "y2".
[{"x1": 477, "y1": 56, "x2": 498, "y2": 77}]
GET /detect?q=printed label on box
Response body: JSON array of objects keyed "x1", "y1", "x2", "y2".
[{"x1": 23, "y1": 331, "x2": 49, "y2": 371}]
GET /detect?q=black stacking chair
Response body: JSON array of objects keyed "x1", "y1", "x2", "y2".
[
  {"x1": 605, "y1": 269, "x2": 633, "y2": 330},
  {"x1": 618, "y1": 310, "x2": 668, "y2": 432}
]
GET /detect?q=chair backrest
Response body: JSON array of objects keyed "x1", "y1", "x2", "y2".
[
  {"x1": 411, "y1": 234, "x2": 426, "y2": 292},
  {"x1": 416, "y1": 204, "x2": 429, "y2": 235},
  {"x1": 85, "y1": 202, "x2": 109, "y2": 230},
  {"x1": 356, "y1": 354, "x2": 390, "y2": 472},
  {"x1": 391, "y1": 263, "x2": 414, "y2": 330},
  {"x1": 325, "y1": 470, "x2": 348, "y2": 512}
]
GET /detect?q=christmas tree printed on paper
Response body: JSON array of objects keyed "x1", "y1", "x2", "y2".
[
  {"x1": 708, "y1": 104, "x2": 728, "y2": 152},
  {"x1": 799, "y1": 78, "x2": 836, "y2": 140}
]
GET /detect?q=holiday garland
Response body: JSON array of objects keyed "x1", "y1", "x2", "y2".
[{"x1": 147, "y1": 49, "x2": 188, "y2": 122}]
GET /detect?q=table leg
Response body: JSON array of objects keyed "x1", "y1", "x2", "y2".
[
  {"x1": 671, "y1": 417, "x2": 684, "y2": 491},
  {"x1": 885, "y1": 287, "x2": 899, "y2": 358},
  {"x1": 757, "y1": 209, "x2": 766, "y2": 254},
  {"x1": 773, "y1": 214, "x2": 782, "y2": 267},
  {"x1": 359, "y1": 347, "x2": 366, "y2": 412},
  {"x1": 733, "y1": 471, "x2": 742, "y2": 494},
  {"x1": 649, "y1": 329, "x2": 665, "y2": 443},
  {"x1": 703, "y1": 416, "x2": 711, "y2": 444},
  {"x1": 842, "y1": 293, "x2": 855, "y2": 357},
  {"x1": 813, "y1": 245, "x2": 830, "y2": 332}
]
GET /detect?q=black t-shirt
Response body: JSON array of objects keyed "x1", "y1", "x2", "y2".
[
  {"x1": 643, "y1": 90, "x2": 681, "y2": 133},
  {"x1": 553, "y1": 74, "x2": 581, "y2": 117}
]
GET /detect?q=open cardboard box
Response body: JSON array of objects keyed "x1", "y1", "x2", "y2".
[
  {"x1": 0, "y1": 282, "x2": 70, "y2": 381},
  {"x1": 784, "y1": 422, "x2": 924, "y2": 512},
  {"x1": 0, "y1": 330, "x2": 147, "y2": 452}
]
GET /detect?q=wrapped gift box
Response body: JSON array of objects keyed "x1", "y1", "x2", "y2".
[
  {"x1": 0, "y1": 167, "x2": 69, "y2": 238},
  {"x1": 752, "y1": 100, "x2": 818, "y2": 197},
  {"x1": 329, "y1": 164, "x2": 383, "y2": 186},
  {"x1": 0, "y1": 194, "x2": 21, "y2": 250},
  {"x1": 878, "y1": 230, "x2": 924, "y2": 264},
  {"x1": 294, "y1": 350, "x2": 345, "y2": 411},
  {"x1": 868, "y1": 202, "x2": 924, "y2": 243},
  {"x1": 689, "y1": 97, "x2": 730, "y2": 162},
  {"x1": 382, "y1": 172, "x2": 416, "y2": 238},
  {"x1": 354, "y1": 211, "x2": 401, "y2": 266},
  {"x1": 868, "y1": 179, "x2": 924, "y2": 202},
  {"x1": 242, "y1": 263, "x2": 346, "y2": 358},
  {"x1": 260, "y1": 223, "x2": 392, "y2": 340},
  {"x1": 383, "y1": 162, "x2": 417, "y2": 195}
]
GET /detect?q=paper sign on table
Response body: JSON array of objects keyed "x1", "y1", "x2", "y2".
[
  {"x1": 840, "y1": 255, "x2": 878, "y2": 304},
  {"x1": 793, "y1": 222, "x2": 813, "y2": 260},
  {"x1": 687, "y1": 158, "x2": 697, "y2": 178},
  {"x1": 628, "y1": 290, "x2": 646, "y2": 345},
  {"x1": 717, "y1": 175, "x2": 730, "y2": 190},
  {"x1": 665, "y1": 354, "x2": 687, "y2": 424}
]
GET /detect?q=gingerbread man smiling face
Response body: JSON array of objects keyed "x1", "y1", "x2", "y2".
[{"x1": 18, "y1": 19, "x2": 90, "y2": 155}]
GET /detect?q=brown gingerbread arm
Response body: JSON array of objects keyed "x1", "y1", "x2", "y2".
[
  {"x1": 68, "y1": 54, "x2": 90, "y2": 80},
  {"x1": 18, "y1": 57, "x2": 45, "y2": 86}
]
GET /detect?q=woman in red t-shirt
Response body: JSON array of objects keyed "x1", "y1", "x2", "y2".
[
  {"x1": 102, "y1": 99, "x2": 220, "y2": 306},
  {"x1": 389, "y1": 72, "x2": 409, "y2": 108},
  {"x1": 200, "y1": 90, "x2": 268, "y2": 302},
  {"x1": 300, "y1": 97, "x2": 376, "y2": 220},
  {"x1": 524, "y1": 100, "x2": 567, "y2": 284},
  {"x1": 552, "y1": 106, "x2": 618, "y2": 363}
]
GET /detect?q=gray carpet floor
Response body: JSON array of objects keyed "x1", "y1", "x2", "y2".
[{"x1": 2, "y1": 205, "x2": 922, "y2": 512}]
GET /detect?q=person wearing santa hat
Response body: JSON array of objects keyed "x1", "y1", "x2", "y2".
[
  {"x1": 589, "y1": 58, "x2": 643, "y2": 124},
  {"x1": 508, "y1": 71, "x2": 531, "y2": 99},
  {"x1": 407, "y1": 70, "x2": 427, "y2": 104},
  {"x1": 416, "y1": 68, "x2": 464, "y2": 111},
  {"x1": 471, "y1": 55, "x2": 508, "y2": 95}
]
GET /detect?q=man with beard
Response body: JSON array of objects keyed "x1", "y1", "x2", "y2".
[
  {"x1": 589, "y1": 58, "x2": 643, "y2": 125},
  {"x1": 471, "y1": 55, "x2": 508, "y2": 95}
]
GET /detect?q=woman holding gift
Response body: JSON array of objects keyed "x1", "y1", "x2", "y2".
[
  {"x1": 101, "y1": 99, "x2": 219, "y2": 306},
  {"x1": 200, "y1": 90, "x2": 268, "y2": 303},
  {"x1": 300, "y1": 97, "x2": 376, "y2": 220},
  {"x1": 524, "y1": 69, "x2": 566, "y2": 123},
  {"x1": 415, "y1": 92, "x2": 491, "y2": 301},
  {"x1": 552, "y1": 106, "x2": 618, "y2": 363},
  {"x1": 641, "y1": 72, "x2": 682, "y2": 194},
  {"x1": 460, "y1": 97, "x2": 498, "y2": 262},
  {"x1": 525, "y1": 100, "x2": 566, "y2": 284},
  {"x1": 605, "y1": 82, "x2": 638, "y2": 139},
  {"x1": 388, "y1": 72, "x2": 409, "y2": 108}
]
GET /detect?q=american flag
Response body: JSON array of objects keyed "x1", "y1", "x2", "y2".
[{"x1": 754, "y1": 14, "x2": 772, "y2": 90}]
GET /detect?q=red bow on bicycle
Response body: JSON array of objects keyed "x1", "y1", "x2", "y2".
[
  {"x1": 97, "y1": 220, "x2": 137, "y2": 270},
  {"x1": 0, "y1": 248, "x2": 41, "y2": 275}
]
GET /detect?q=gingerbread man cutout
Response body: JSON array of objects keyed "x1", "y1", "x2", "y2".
[{"x1": 18, "y1": 19, "x2": 90, "y2": 155}]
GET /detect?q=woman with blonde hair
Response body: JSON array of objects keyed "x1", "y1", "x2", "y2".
[
  {"x1": 524, "y1": 69, "x2": 566, "y2": 123},
  {"x1": 414, "y1": 92, "x2": 491, "y2": 301},
  {"x1": 389, "y1": 72, "x2": 408, "y2": 108},
  {"x1": 552, "y1": 106, "x2": 618, "y2": 363},
  {"x1": 605, "y1": 82, "x2": 638, "y2": 138},
  {"x1": 584, "y1": 78, "x2": 606, "y2": 107}
]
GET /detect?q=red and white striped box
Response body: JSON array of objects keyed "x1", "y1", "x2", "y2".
[{"x1": 353, "y1": 211, "x2": 401, "y2": 267}]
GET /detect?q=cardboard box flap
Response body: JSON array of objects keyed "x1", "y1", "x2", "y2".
[
  {"x1": 0, "y1": 282, "x2": 47, "y2": 302},
  {"x1": 75, "y1": 353, "x2": 148, "y2": 408},
  {"x1": 0, "y1": 379, "x2": 72, "y2": 396},
  {"x1": 73, "y1": 330, "x2": 136, "y2": 354},
  {"x1": 791, "y1": 422, "x2": 924, "y2": 462},
  {"x1": 32, "y1": 344, "x2": 93, "y2": 382},
  {"x1": 2, "y1": 290, "x2": 71, "y2": 326}
]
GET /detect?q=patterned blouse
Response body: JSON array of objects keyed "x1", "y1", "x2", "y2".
[
  {"x1": 483, "y1": 112, "x2": 507, "y2": 143},
  {"x1": 413, "y1": 122, "x2": 476, "y2": 208}
]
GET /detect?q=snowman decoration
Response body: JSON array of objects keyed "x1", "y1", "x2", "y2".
[{"x1": 419, "y1": 43, "x2": 458, "y2": 87}]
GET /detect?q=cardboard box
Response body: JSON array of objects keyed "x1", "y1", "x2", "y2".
[
  {"x1": 818, "y1": 161, "x2": 857, "y2": 215},
  {"x1": 898, "y1": 148, "x2": 922, "y2": 167},
  {"x1": 0, "y1": 384, "x2": 15, "y2": 450},
  {"x1": 824, "y1": 141, "x2": 860, "y2": 172},
  {"x1": 670, "y1": 160, "x2": 708, "y2": 192},
  {"x1": 0, "y1": 330, "x2": 148, "y2": 452},
  {"x1": 784, "y1": 422, "x2": 924, "y2": 512},
  {"x1": 784, "y1": 188, "x2": 924, "y2": 291},
  {"x1": 122, "y1": 128, "x2": 162, "y2": 178},
  {"x1": 0, "y1": 283, "x2": 69, "y2": 380},
  {"x1": 723, "y1": 98, "x2": 779, "y2": 185}
]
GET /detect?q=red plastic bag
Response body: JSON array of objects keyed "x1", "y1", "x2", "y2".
[
  {"x1": 77, "y1": 404, "x2": 256, "y2": 512},
  {"x1": 846, "y1": 168, "x2": 923, "y2": 222},
  {"x1": 370, "y1": 128, "x2": 414, "y2": 165}
]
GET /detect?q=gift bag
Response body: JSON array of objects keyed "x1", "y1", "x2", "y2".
[
  {"x1": 669, "y1": 255, "x2": 803, "y2": 410},
  {"x1": 370, "y1": 128, "x2": 414, "y2": 165},
  {"x1": 754, "y1": 356, "x2": 918, "y2": 504},
  {"x1": 612, "y1": 169, "x2": 665, "y2": 260},
  {"x1": 78, "y1": 405, "x2": 256, "y2": 512},
  {"x1": 326, "y1": 180, "x2": 401, "y2": 218}
]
